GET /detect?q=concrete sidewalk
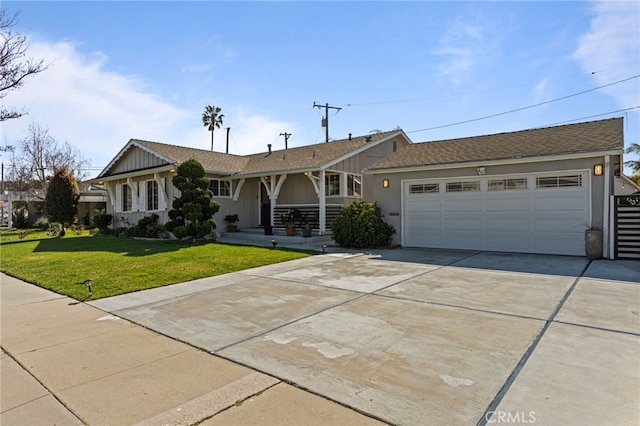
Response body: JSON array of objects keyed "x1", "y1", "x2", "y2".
[{"x1": 0, "y1": 273, "x2": 383, "y2": 426}]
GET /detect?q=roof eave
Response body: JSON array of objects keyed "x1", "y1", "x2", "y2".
[{"x1": 364, "y1": 148, "x2": 624, "y2": 174}]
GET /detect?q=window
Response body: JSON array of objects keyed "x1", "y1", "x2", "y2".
[
  {"x1": 147, "y1": 180, "x2": 158, "y2": 211},
  {"x1": 122, "y1": 184, "x2": 132, "y2": 212},
  {"x1": 210, "y1": 179, "x2": 231, "y2": 197},
  {"x1": 446, "y1": 181, "x2": 480, "y2": 192},
  {"x1": 409, "y1": 183, "x2": 439, "y2": 194},
  {"x1": 325, "y1": 173, "x2": 340, "y2": 196},
  {"x1": 347, "y1": 174, "x2": 362, "y2": 197},
  {"x1": 488, "y1": 178, "x2": 527, "y2": 191},
  {"x1": 536, "y1": 175, "x2": 582, "y2": 188}
]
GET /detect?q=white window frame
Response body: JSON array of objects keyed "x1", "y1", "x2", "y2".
[
  {"x1": 347, "y1": 173, "x2": 362, "y2": 197},
  {"x1": 446, "y1": 181, "x2": 480, "y2": 192},
  {"x1": 146, "y1": 180, "x2": 159, "y2": 211},
  {"x1": 325, "y1": 173, "x2": 341, "y2": 197},
  {"x1": 536, "y1": 175, "x2": 583, "y2": 189},
  {"x1": 409, "y1": 183, "x2": 439, "y2": 194},
  {"x1": 210, "y1": 179, "x2": 232, "y2": 198},
  {"x1": 488, "y1": 178, "x2": 528, "y2": 191},
  {"x1": 122, "y1": 184, "x2": 132, "y2": 212}
]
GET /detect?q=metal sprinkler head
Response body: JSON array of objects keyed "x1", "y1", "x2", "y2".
[
  {"x1": 271, "y1": 239, "x2": 277, "y2": 248},
  {"x1": 322, "y1": 244, "x2": 327, "y2": 253}
]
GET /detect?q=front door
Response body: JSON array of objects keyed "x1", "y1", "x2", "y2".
[{"x1": 260, "y1": 182, "x2": 271, "y2": 226}]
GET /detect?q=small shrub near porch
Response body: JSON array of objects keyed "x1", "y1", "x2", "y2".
[{"x1": 330, "y1": 201, "x2": 395, "y2": 248}]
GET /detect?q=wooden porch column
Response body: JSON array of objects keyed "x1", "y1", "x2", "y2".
[{"x1": 319, "y1": 169, "x2": 326, "y2": 235}]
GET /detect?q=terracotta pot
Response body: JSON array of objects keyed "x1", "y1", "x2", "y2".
[{"x1": 285, "y1": 227, "x2": 296, "y2": 236}]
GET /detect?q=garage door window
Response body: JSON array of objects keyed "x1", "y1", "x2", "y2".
[
  {"x1": 446, "y1": 181, "x2": 480, "y2": 192},
  {"x1": 409, "y1": 183, "x2": 439, "y2": 194},
  {"x1": 488, "y1": 178, "x2": 527, "y2": 191},
  {"x1": 536, "y1": 175, "x2": 582, "y2": 188}
]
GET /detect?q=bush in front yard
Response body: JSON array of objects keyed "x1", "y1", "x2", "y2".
[
  {"x1": 330, "y1": 201, "x2": 395, "y2": 248},
  {"x1": 91, "y1": 209, "x2": 112, "y2": 231}
]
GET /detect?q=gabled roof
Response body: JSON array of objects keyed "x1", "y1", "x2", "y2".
[
  {"x1": 366, "y1": 118, "x2": 624, "y2": 172},
  {"x1": 98, "y1": 130, "x2": 406, "y2": 179},
  {"x1": 238, "y1": 130, "x2": 402, "y2": 176}
]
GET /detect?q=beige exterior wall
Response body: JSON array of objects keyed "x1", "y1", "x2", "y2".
[{"x1": 371, "y1": 156, "x2": 614, "y2": 246}]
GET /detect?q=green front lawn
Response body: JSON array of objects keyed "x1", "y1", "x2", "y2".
[{"x1": 0, "y1": 231, "x2": 311, "y2": 300}]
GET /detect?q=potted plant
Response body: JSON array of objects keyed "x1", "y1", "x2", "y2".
[
  {"x1": 280, "y1": 209, "x2": 299, "y2": 236},
  {"x1": 224, "y1": 214, "x2": 239, "y2": 232},
  {"x1": 301, "y1": 213, "x2": 313, "y2": 237},
  {"x1": 584, "y1": 223, "x2": 603, "y2": 260}
]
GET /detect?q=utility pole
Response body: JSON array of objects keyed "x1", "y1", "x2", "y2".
[
  {"x1": 279, "y1": 132, "x2": 291, "y2": 149},
  {"x1": 313, "y1": 102, "x2": 342, "y2": 143},
  {"x1": 225, "y1": 127, "x2": 231, "y2": 154}
]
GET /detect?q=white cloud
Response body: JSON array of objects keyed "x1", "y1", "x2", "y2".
[
  {"x1": 433, "y1": 16, "x2": 486, "y2": 86},
  {"x1": 1, "y1": 40, "x2": 289, "y2": 178},
  {"x1": 2, "y1": 40, "x2": 188, "y2": 171},
  {"x1": 573, "y1": 1, "x2": 640, "y2": 108}
]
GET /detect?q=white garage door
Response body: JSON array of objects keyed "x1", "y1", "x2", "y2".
[{"x1": 403, "y1": 172, "x2": 590, "y2": 256}]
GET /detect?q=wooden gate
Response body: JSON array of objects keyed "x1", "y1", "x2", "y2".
[{"x1": 614, "y1": 194, "x2": 640, "y2": 259}]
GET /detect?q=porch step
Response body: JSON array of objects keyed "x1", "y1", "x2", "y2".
[{"x1": 219, "y1": 227, "x2": 334, "y2": 246}]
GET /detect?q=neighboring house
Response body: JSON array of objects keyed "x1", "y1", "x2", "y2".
[
  {"x1": 615, "y1": 174, "x2": 640, "y2": 195},
  {"x1": 90, "y1": 130, "x2": 411, "y2": 234},
  {"x1": 365, "y1": 118, "x2": 624, "y2": 258}
]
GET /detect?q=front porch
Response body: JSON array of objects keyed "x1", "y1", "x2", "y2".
[{"x1": 219, "y1": 226, "x2": 334, "y2": 250}]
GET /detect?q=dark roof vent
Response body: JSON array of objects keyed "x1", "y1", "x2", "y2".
[
  {"x1": 365, "y1": 135, "x2": 372, "y2": 142},
  {"x1": 348, "y1": 133, "x2": 352, "y2": 141},
  {"x1": 267, "y1": 144, "x2": 272, "y2": 154}
]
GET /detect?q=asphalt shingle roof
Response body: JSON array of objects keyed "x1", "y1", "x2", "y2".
[
  {"x1": 133, "y1": 140, "x2": 249, "y2": 173},
  {"x1": 366, "y1": 118, "x2": 623, "y2": 171},
  {"x1": 106, "y1": 130, "x2": 399, "y2": 177}
]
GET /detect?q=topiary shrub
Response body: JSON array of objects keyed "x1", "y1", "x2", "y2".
[{"x1": 330, "y1": 201, "x2": 395, "y2": 248}]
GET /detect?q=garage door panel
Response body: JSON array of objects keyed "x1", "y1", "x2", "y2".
[
  {"x1": 486, "y1": 234, "x2": 531, "y2": 251},
  {"x1": 534, "y1": 217, "x2": 585, "y2": 233},
  {"x1": 407, "y1": 198, "x2": 441, "y2": 212},
  {"x1": 444, "y1": 199, "x2": 483, "y2": 212},
  {"x1": 486, "y1": 217, "x2": 530, "y2": 232},
  {"x1": 444, "y1": 233, "x2": 483, "y2": 249},
  {"x1": 444, "y1": 218, "x2": 482, "y2": 231},
  {"x1": 534, "y1": 195, "x2": 587, "y2": 212},
  {"x1": 486, "y1": 197, "x2": 530, "y2": 212}
]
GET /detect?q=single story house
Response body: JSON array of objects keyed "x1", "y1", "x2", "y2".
[
  {"x1": 365, "y1": 117, "x2": 625, "y2": 258},
  {"x1": 90, "y1": 130, "x2": 411, "y2": 233},
  {"x1": 91, "y1": 117, "x2": 627, "y2": 258}
]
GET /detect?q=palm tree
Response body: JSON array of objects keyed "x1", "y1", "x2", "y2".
[{"x1": 202, "y1": 105, "x2": 224, "y2": 151}]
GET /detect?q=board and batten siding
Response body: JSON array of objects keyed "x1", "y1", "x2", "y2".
[{"x1": 110, "y1": 146, "x2": 169, "y2": 175}]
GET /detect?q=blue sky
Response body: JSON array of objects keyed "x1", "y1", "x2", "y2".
[{"x1": 2, "y1": 1, "x2": 639, "y2": 178}]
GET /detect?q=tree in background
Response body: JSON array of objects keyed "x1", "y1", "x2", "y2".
[
  {"x1": 45, "y1": 165, "x2": 80, "y2": 230},
  {"x1": 7, "y1": 122, "x2": 90, "y2": 198},
  {"x1": 202, "y1": 105, "x2": 224, "y2": 151},
  {"x1": 625, "y1": 143, "x2": 640, "y2": 185},
  {"x1": 166, "y1": 159, "x2": 220, "y2": 239},
  {"x1": 0, "y1": 9, "x2": 47, "y2": 121}
]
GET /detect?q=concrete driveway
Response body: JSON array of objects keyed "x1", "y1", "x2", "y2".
[{"x1": 90, "y1": 249, "x2": 640, "y2": 425}]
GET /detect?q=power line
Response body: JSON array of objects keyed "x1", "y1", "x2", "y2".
[
  {"x1": 406, "y1": 74, "x2": 640, "y2": 134},
  {"x1": 536, "y1": 106, "x2": 640, "y2": 128}
]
